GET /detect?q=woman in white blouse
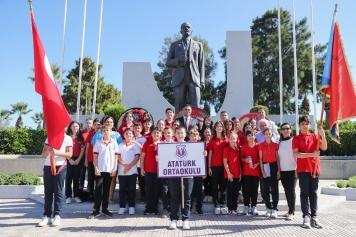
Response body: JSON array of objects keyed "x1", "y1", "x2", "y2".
[{"x1": 278, "y1": 123, "x2": 297, "y2": 220}]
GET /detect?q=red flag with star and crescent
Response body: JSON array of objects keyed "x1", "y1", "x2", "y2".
[{"x1": 30, "y1": 10, "x2": 71, "y2": 162}]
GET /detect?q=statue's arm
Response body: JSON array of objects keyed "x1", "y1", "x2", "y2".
[
  {"x1": 166, "y1": 43, "x2": 179, "y2": 68},
  {"x1": 199, "y1": 42, "x2": 205, "y2": 83}
]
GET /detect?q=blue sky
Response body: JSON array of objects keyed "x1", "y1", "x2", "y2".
[{"x1": 1, "y1": 0, "x2": 355, "y2": 128}]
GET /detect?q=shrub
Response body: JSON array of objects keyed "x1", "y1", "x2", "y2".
[
  {"x1": 347, "y1": 179, "x2": 356, "y2": 188},
  {"x1": 250, "y1": 105, "x2": 269, "y2": 116},
  {"x1": 103, "y1": 104, "x2": 126, "y2": 125},
  {"x1": 336, "y1": 180, "x2": 347, "y2": 188},
  {"x1": 348, "y1": 175, "x2": 356, "y2": 181},
  {"x1": 0, "y1": 174, "x2": 10, "y2": 185},
  {"x1": 7, "y1": 172, "x2": 42, "y2": 185}
]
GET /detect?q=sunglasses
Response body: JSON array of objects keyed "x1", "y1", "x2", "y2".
[{"x1": 281, "y1": 127, "x2": 291, "y2": 131}]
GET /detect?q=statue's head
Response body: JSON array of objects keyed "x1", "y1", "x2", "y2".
[{"x1": 180, "y1": 22, "x2": 192, "y2": 38}]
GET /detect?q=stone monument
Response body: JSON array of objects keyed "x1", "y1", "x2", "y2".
[{"x1": 166, "y1": 22, "x2": 205, "y2": 113}]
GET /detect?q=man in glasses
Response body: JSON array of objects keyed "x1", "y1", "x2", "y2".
[{"x1": 256, "y1": 108, "x2": 279, "y2": 142}]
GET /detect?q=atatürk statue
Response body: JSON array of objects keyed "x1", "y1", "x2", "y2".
[{"x1": 166, "y1": 22, "x2": 205, "y2": 112}]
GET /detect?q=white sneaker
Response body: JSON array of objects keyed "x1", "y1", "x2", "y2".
[
  {"x1": 214, "y1": 207, "x2": 221, "y2": 215},
  {"x1": 129, "y1": 207, "x2": 135, "y2": 215},
  {"x1": 220, "y1": 207, "x2": 228, "y2": 215},
  {"x1": 66, "y1": 197, "x2": 72, "y2": 204},
  {"x1": 118, "y1": 208, "x2": 125, "y2": 215},
  {"x1": 270, "y1": 209, "x2": 277, "y2": 218},
  {"x1": 229, "y1": 210, "x2": 237, "y2": 215},
  {"x1": 251, "y1": 206, "x2": 259, "y2": 216},
  {"x1": 183, "y1": 220, "x2": 190, "y2": 230},
  {"x1": 203, "y1": 196, "x2": 209, "y2": 202},
  {"x1": 37, "y1": 216, "x2": 51, "y2": 227},
  {"x1": 265, "y1": 209, "x2": 272, "y2": 217},
  {"x1": 302, "y1": 217, "x2": 311, "y2": 229},
  {"x1": 311, "y1": 217, "x2": 323, "y2": 229},
  {"x1": 242, "y1": 206, "x2": 249, "y2": 215},
  {"x1": 74, "y1": 197, "x2": 82, "y2": 203},
  {"x1": 208, "y1": 196, "x2": 213, "y2": 202},
  {"x1": 169, "y1": 220, "x2": 177, "y2": 229},
  {"x1": 235, "y1": 210, "x2": 241, "y2": 216},
  {"x1": 51, "y1": 215, "x2": 61, "y2": 227}
]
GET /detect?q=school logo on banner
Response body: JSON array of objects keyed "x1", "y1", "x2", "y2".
[{"x1": 175, "y1": 145, "x2": 187, "y2": 159}]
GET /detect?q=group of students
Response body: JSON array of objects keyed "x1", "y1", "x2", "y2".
[{"x1": 38, "y1": 105, "x2": 327, "y2": 231}]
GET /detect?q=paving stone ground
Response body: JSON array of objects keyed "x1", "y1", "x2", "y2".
[{"x1": 0, "y1": 199, "x2": 355, "y2": 237}]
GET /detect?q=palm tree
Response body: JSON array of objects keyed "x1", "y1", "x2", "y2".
[
  {"x1": 31, "y1": 112, "x2": 44, "y2": 129},
  {"x1": 28, "y1": 63, "x2": 67, "y2": 85},
  {"x1": 0, "y1": 109, "x2": 12, "y2": 129},
  {"x1": 10, "y1": 102, "x2": 32, "y2": 128}
]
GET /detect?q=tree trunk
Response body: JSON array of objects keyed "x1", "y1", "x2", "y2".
[{"x1": 15, "y1": 116, "x2": 23, "y2": 128}]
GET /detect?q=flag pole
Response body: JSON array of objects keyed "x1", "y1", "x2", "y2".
[
  {"x1": 278, "y1": 0, "x2": 283, "y2": 124},
  {"x1": 59, "y1": 0, "x2": 68, "y2": 94},
  {"x1": 312, "y1": 4, "x2": 338, "y2": 178},
  {"x1": 76, "y1": 0, "x2": 87, "y2": 121},
  {"x1": 92, "y1": 0, "x2": 104, "y2": 119},
  {"x1": 292, "y1": 0, "x2": 299, "y2": 134},
  {"x1": 310, "y1": 0, "x2": 317, "y2": 133},
  {"x1": 181, "y1": 177, "x2": 184, "y2": 209}
]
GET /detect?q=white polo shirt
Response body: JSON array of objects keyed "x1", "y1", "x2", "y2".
[
  {"x1": 44, "y1": 135, "x2": 73, "y2": 166},
  {"x1": 133, "y1": 136, "x2": 147, "y2": 168},
  {"x1": 93, "y1": 138, "x2": 119, "y2": 172},
  {"x1": 117, "y1": 142, "x2": 141, "y2": 176}
]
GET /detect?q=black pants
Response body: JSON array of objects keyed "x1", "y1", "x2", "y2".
[
  {"x1": 211, "y1": 166, "x2": 227, "y2": 207},
  {"x1": 79, "y1": 156, "x2": 86, "y2": 187},
  {"x1": 160, "y1": 178, "x2": 170, "y2": 210},
  {"x1": 137, "y1": 167, "x2": 146, "y2": 198},
  {"x1": 43, "y1": 165, "x2": 66, "y2": 217},
  {"x1": 169, "y1": 178, "x2": 193, "y2": 221},
  {"x1": 65, "y1": 156, "x2": 81, "y2": 198},
  {"x1": 281, "y1": 170, "x2": 297, "y2": 214},
  {"x1": 145, "y1": 172, "x2": 160, "y2": 212},
  {"x1": 242, "y1": 176, "x2": 259, "y2": 207},
  {"x1": 87, "y1": 162, "x2": 95, "y2": 196},
  {"x1": 262, "y1": 162, "x2": 279, "y2": 210},
  {"x1": 227, "y1": 178, "x2": 240, "y2": 211},
  {"x1": 94, "y1": 172, "x2": 111, "y2": 211},
  {"x1": 298, "y1": 172, "x2": 319, "y2": 218},
  {"x1": 191, "y1": 177, "x2": 203, "y2": 208},
  {"x1": 118, "y1": 174, "x2": 137, "y2": 208},
  {"x1": 203, "y1": 171, "x2": 212, "y2": 196}
]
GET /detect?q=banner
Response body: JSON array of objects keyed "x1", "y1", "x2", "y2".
[{"x1": 157, "y1": 142, "x2": 206, "y2": 178}]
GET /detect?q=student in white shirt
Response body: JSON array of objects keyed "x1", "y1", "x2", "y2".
[
  {"x1": 117, "y1": 128, "x2": 141, "y2": 215},
  {"x1": 88, "y1": 125, "x2": 118, "y2": 219},
  {"x1": 37, "y1": 134, "x2": 73, "y2": 227}
]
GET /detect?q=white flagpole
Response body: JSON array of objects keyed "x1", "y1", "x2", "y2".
[
  {"x1": 292, "y1": 0, "x2": 299, "y2": 134},
  {"x1": 278, "y1": 0, "x2": 283, "y2": 125},
  {"x1": 310, "y1": 0, "x2": 317, "y2": 133},
  {"x1": 59, "y1": 0, "x2": 68, "y2": 94},
  {"x1": 92, "y1": 0, "x2": 104, "y2": 119},
  {"x1": 76, "y1": 0, "x2": 87, "y2": 121}
]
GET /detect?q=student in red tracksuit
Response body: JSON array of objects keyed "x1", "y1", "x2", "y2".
[
  {"x1": 223, "y1": 132, "x2": 242, "y2": 215},
  {"x1": 240, "y1": 130, "x2": 260, "y2": 216},
  {"x1": 208, "y1": 121, "x2": 229, "y2": 215}
]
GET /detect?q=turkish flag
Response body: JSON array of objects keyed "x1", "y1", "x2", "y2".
[{"x1": 30, "y1": 11, "x2": 71, "y2": 150}]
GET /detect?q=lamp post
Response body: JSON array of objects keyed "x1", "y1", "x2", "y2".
[{"x1": 84, "y1": 82, "x2": 91, "y2": 115}]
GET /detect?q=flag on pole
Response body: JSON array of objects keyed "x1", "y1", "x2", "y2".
[
  {"x1": 321, "y1": 18, "x2": 356, "y2": 143},
  {"x1": 30, "y1": 10, "x2": 71, "y2": 150}
]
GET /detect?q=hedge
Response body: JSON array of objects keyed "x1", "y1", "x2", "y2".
[
  {"x1": 0, "y1": 172, "x2": 42, "y2": 185},
  {"x1": 0, "y1": 128, "x2": 46, "y2": 155}
]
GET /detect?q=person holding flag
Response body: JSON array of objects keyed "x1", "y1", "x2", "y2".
[{"x1": 28, "y1": 0, "x2": 72, "y2": 227}]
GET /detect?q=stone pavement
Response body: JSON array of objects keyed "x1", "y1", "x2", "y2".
[{"x1": 0, "y1": 199, "x2": 355, "y2": 237}]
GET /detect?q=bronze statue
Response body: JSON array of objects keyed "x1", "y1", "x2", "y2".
[{"x1": 166, "y1": 22, "x2": 205, "y2": 112}]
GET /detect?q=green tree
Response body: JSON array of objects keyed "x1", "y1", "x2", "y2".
[
  {"x1": 153, "y1": 34, "x2": 218, "y2": 112},
  {"x1": 219, "y1": 9, "x2": 326, "y2": 114},
  {"x1": 0, "y1": 109, "x2": 12, "y2": 130},
  {"x1": 300, "y1": 94, "x2": 310, "y2": 115},
  {"x1": 62, "y1": 57, "x2": 123, "y2": 115},
  {"x1": 31, "y1": 112, "x2": 44, "y2": 130},
  {"x1": 103, "y1": 104, "x2": 126, "y2": 127},
  {"x1": 9, "y1": 102, "x2": 32, "y2": 128},
  {"x1": 27, "y1": 63, "x2": 67, "y2": 85}
]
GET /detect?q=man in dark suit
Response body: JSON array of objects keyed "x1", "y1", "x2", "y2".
[
  {"x1": 166, "y1": 22, "x2": 205, "y2": 113},
  {"x1": 176, "y1": 105, "x2": 198, "y2": 133}
]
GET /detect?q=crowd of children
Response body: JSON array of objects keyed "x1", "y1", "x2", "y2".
[{"x1": 39, "y1": 106, "x2": 327, "y2": 230}]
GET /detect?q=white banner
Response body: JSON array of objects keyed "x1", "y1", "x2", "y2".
[{"x1": 157, "y1": 142, "x2": 206, "y2": 178}]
